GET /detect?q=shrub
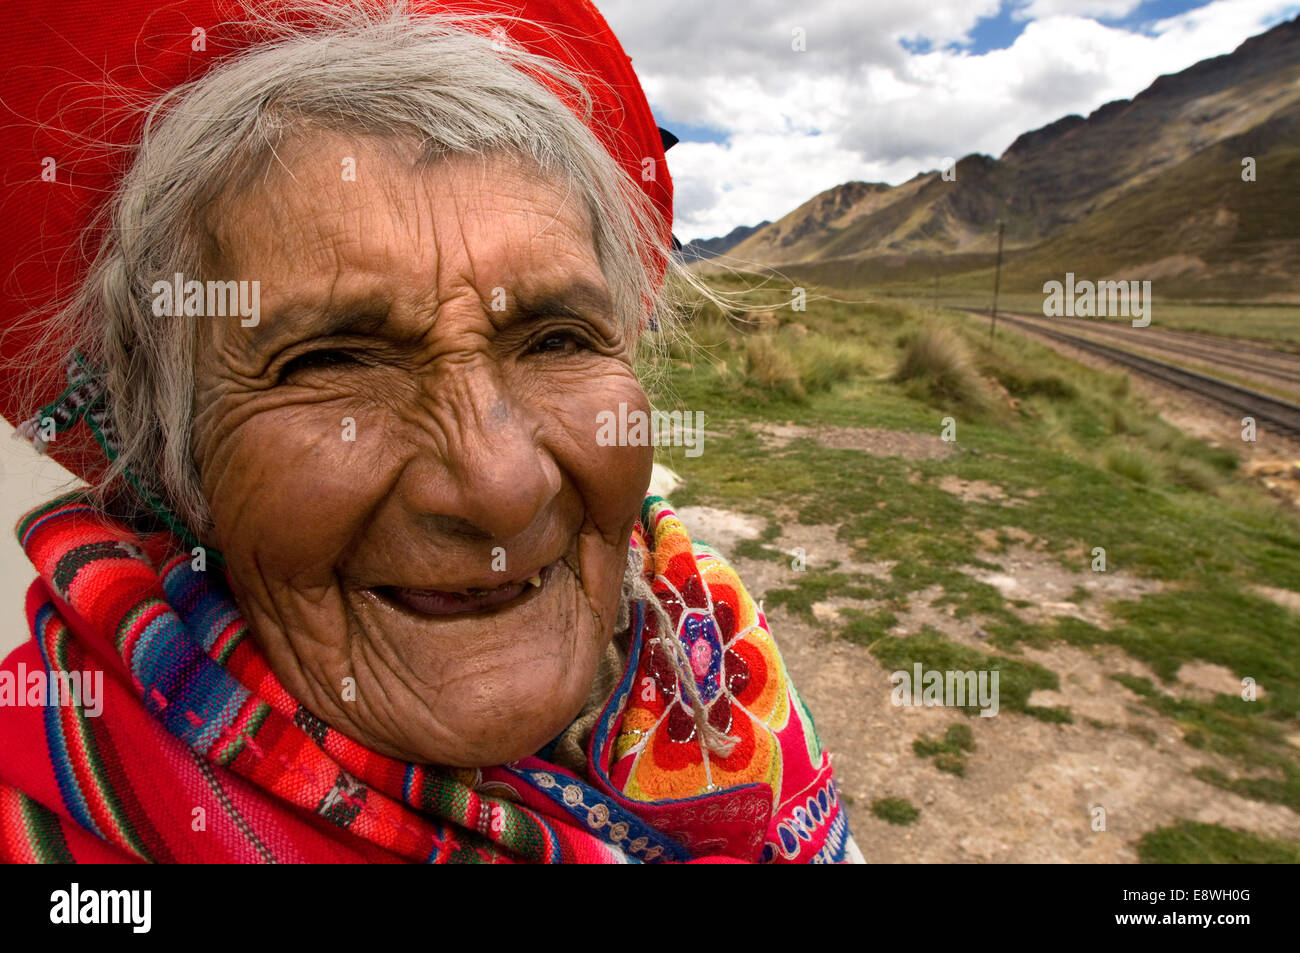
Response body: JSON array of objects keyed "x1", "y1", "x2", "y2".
[
  {"x1": 1167, "y1": 457, "x2": 1223, "y2": 493},
  {"x1": 1106, "y1": 448, "x2": 1158, "y2": 484},
  {"x1": 743, "y1": 335, "x2": 804, "y2": 400},
  {"x1": 892, "y1": 325, "x2": 990, "y2": 412},
  {"x1": 791, "y1": 334, "x2": 874, "y2": 394}
]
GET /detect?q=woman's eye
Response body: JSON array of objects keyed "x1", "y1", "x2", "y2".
[
  {"x1": 529, "y1": 332, "x2": 586, "y2": 355},
  {"x1": 277, "y1": 349, "x2": 359, "y2": 380}
]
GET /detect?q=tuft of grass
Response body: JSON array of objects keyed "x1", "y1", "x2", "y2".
[
  {"x1": 1167, "y1": 456, "x2": 1224, "y2": 493},
  {"x1": 914, "y1": 722, "x2": 978, "y2": 776},
  {"x1": 979, "y1": 350, "x2": 1079, "y2": 401},
  {"x1": 892, "y1": 324, "x2": 991, "y2": 413},
  {"x1": 1137, "y1": 821, "x2": 1300, "y2": 864},
  {"x1": 790, "y1": 334, "x2": 876, "y2": 395},
  {"x1": 1106, "y1": 448, "x2": 1158, "y2": 485},
  {"x1": 730, "y1": 536, "x2": 788, "y2": 564},
  {"x1": 729, "y1": 329, "x2": 880, "y2": 404},
  {"x1": 933, "y1": 753, "x2": 966, "y2": 776},
  {"x1": 742, "y1": 335, "x2": 805, "y2": 400},
  {"x1": 870, "y1": 797, "x2": 921, "y2": 826},
  {"x1": 1108, "y1": 405, "x2": 1136, "y2": 435},
  {"x1": 914, "y1": 722, "x2": 976, "y2": 757}
]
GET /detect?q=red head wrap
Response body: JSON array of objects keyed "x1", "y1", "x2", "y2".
[{"x1": 0, "y1": 0, "x2": 673, "y2": 484}]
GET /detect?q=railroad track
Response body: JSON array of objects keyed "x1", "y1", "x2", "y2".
[
  {"x1": 996, "y1": 310, "x2": 1300, "y2": 391},
  {"x1": 965, "y1": 309, "x2": 1300, "y2": 440}
]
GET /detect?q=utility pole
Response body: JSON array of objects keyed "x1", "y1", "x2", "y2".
[
  {"x1": 990, "y1": 218, "x2": 1004, "y2": 338},
  {"x1": 933, "y1": 271, "x2": 939, "y2": 312}
]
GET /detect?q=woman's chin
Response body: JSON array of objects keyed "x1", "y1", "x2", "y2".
[{"x1": 340, "y1": 556, "x2": 613, "y2": 766}]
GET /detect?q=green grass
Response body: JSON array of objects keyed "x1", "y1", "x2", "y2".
[
  {"x1": 874, "y1": 628, "x2": 1071, "y2": 723},
  {"x1": 870, "y1": 797, "x2": 921, "y2": 826},
  {"x1": 1137, "y1": 821, "x2": 1300, "y2": 864},
  {"x1": 650, "y1": 273, "x2": 1300, "y2": 818},
  {"x1": 1113, "y1": 673, "x2": 1300, "y2": 812},
  {"x1": 764, "y1": 571, "x2": 881, "y2": 624},
  {"x1": 879, "y1": 293, "x2": 1300, "y2": 348},
  {"x1": 892, "y1": 324, "x2": 993, "y2": 414},
  {"x1": 914, "y1": 722, "x2": 976, "y2": 757},
  {"x1": 1111, "y1": 303, "x2": 1300, "y2": 348}
]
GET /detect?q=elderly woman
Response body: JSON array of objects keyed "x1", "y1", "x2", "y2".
[{"x1": 0, "y1": 0, "x2": 857, "y2": 863}]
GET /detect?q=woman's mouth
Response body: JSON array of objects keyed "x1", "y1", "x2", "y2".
[{"x1": 373, "y1": 563, "x2": 552, "y2": 617}]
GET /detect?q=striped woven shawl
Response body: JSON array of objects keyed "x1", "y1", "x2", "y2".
[{"x1": 0, "y1": 493, "x2": 854, "y2": 863}]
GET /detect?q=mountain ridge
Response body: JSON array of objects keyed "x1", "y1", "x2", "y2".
[{"x1": 702, "y1": 15, "x2": 1300, "y2": 298}]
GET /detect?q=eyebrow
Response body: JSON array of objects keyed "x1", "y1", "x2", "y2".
[
  {"x1": 248, "y1": 299, "x2": 390, "y2": 351},
  {"x1": 247, "y1": 278, "x2": 616, "y2": 352},
  {"x1": 510, "y1": 280, "x2": 615, "y2": 327}
]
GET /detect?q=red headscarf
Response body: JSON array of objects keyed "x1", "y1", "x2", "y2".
[{"x1": 0, "y1": 0, "x2": 674, "y2": 485}]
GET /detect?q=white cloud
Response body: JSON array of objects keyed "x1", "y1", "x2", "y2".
[
  {"x1": 593, "y1": 0, "x2": 1300, "y2": 242},
  {"x1": 1014, "y1": 0, "x2": 1143, "y2": 20}
]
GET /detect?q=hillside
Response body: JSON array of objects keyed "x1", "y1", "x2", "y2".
[
  {"x1": 1003, "y1": 101, "x2": 1300, "y2": 299},
  {"x1": 714, "y1": 16, "x2": 1300, "y2": 298}
]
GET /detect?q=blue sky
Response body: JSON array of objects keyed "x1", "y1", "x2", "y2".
[
  {"x1": 955, "y1": 0, "x2": 1211, "y2": 55},
  {"x1": 596, "y1": 0, "x2": 1300, "y2": 242}
]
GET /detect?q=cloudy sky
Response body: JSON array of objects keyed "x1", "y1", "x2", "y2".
[{"x1": 593, "y1": 0, "x2": 1300, "y2": 243}]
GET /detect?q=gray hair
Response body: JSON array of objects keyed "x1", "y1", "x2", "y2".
[{"x1": 41, "y1": 0, "x2": 682, "y2": 535}]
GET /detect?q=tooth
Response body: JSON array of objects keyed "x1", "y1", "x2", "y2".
[{"x1": 527, "y1": 574, "x2": 542, "y2": 588}]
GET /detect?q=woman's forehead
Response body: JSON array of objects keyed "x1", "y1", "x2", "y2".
[
  {"x1": 209, "y1": 134, "x2": 601, "y2": 285},
  {"x1": 200, "y1": 136, "x2": 610, "y2": 353}
]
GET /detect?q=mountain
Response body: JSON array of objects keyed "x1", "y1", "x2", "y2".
[
  {"x1": 1003, "y1": 101, "x2": 1300, "y2": 298},
  {"x1": 710, "y1": 15, "x2": 1300, "y2": 298},
  {"x1": 679, "y1": 221, "x2": 770, "y2": 261}
]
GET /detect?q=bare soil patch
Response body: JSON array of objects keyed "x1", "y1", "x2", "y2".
[
  {"x1": 1175, "y1": 661, "x2": 1262, "y2": 701},
  {"x1": 676, "y1": 503, "x2": 1300, "y2": 861},
  {"x1": 1252, "y1": 584, "x2": 1300, "y2": 614},
  {"x1": 965, "y1": 543, "x2": 1166, "y2": 629},
  {"x1": 666, "y1": 505, "x2": 766, "y2": 555},
  {"x1": 936, "y1": 476, "x2": 1028, "y2": 506},
  {"x1": 751, "y1": 421, "x2": 953, "y2": 460},
  {"x1": 764, "y1": 594, "x2": 1300, "y2": 862}
]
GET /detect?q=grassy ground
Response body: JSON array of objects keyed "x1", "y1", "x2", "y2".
[
  {"x1": 723, "y1": 257, "x2": 1300, "y2": 346},
  {"x1": 1137, "y1": 821, "x2": 1300, "y2": 863},
  {"x1": 646, "y1": 271, "x2": 1300, "y2": 856},
  {"x1": 832, "y1": 285, "x2": 1300, "y2": 348}
]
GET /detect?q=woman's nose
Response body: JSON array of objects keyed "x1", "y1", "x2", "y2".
[{"x1": 396, "y1": 370, "x2": 562, "y2": 543}]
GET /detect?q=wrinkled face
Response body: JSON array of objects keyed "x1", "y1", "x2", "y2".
[{"x1": 191, "y1": 132, "x2": 652, "y2": 766}]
